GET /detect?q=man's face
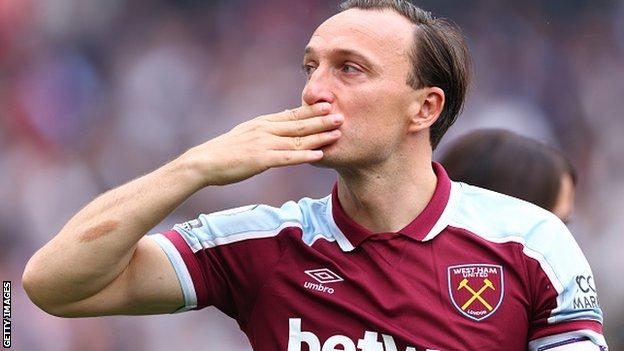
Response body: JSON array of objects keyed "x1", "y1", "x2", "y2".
[{"x1": 302, "y1": 9, "x2": 420, "y2": 168}]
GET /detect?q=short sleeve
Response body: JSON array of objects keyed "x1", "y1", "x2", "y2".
[
  {"x1": 525, "y1": 216, "x2": 608, "y2": 350},
  {"x1": 148, "y1": 202, "x2": 304, "y2": 324}
]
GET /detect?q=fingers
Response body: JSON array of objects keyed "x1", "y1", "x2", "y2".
[
  {"x1": 273, "y1": 129, "x2": 341, "y2": 151},
  {"x1": 272, "y1": 113, "x2": 344, "y2": 137},
  {"x1": 269, "y1": 150, "x2": 325, "y2": 167},
  {"x1": 262, "y1": 102, "x2": 332, "y2": 122}
]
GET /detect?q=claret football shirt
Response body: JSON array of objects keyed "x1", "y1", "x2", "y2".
[{"x1": 149, "y1": 162, "x2": 607, "y2": 350}]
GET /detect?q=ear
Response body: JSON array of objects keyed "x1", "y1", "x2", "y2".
[{"x1": 407, "y1": 87, "x2": 445, "y2": 133}]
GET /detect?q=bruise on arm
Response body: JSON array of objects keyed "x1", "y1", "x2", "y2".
[{"x1": 78, "y1": 220, "x2": 119, "y2": 243}]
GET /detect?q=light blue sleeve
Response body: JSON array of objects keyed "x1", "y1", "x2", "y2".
[{"x1": 525, "y1": 217, "x2": 607, "y2": 350}]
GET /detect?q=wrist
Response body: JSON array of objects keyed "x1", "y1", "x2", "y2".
[{"x1": 167, "y1": 150, "x2": 213, "y2": 191}]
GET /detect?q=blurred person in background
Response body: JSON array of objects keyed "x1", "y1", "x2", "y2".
[
  {"x1": 440, "y1": 129, "x2": 577, "y2": 223},
  {"x1": 18, "y1": 1, "x2": 609, "y2": 351}
]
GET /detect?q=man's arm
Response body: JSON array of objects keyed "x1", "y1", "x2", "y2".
[
  {"x1": 22, "y1": 103, "x2": 342, "y2": 317},
  {"x1": 526, "y1": 216, "x2": 607, "y2": 350}
]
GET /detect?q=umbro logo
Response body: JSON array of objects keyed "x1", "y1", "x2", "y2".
[
  {"x1": 305, "y1": 268, "x2": 344, "y2": 283},
  {"x1": 303, "y1": 268, "x2": 343, "y2": 294}
]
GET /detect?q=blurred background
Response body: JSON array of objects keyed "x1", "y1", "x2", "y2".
[{"x1": 1, "y1": 0, "x2": 622, "y2": 349}]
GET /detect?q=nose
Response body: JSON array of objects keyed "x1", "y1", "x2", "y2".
[{"x1": 301, "y1": 67, "x2": 335, "y2": 106}]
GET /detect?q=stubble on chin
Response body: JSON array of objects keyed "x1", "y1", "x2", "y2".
[
  {"x1": 309, "y1": 144, "x2": 344, "y2": 169},
  {"x1": 310, "y1": 152, "x2": 340, "y2": 169}
]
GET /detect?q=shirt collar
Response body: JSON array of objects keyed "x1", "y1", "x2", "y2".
[{"x1": 327, "y1": 162, "x2": 458, "y2": 251}]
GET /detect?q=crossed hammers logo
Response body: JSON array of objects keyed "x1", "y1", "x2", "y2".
[{"x1": 458, "y1": 278, "x2": 495, "y2": 311}]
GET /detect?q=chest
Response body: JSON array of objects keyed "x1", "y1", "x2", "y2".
[{"x1": 246, "y1": 236, "x2": 531, "y2": 351}]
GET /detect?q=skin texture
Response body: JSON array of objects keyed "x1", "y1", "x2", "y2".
[
  {"x1": 552, "y1": 173, "x2": 575, "y2": 224},
  {"x1": 22, "y1": 8, "x2": 446, "y2": 317}
]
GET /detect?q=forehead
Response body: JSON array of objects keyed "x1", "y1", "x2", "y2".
[{"x1": 306, "y1": 8, "x2": 415, "y2": 64}]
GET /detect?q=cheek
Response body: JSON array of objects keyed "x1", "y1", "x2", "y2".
[
  {"x1": 335, "y1": 81, "x2": 411, "y2": 149},
  {"x1": 341, "y1": 88, "x2": 393, "y2": 129}
]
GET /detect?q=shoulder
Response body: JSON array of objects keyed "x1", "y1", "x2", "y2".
[
  {"x1": 449, "y1": 181, "x2": 575, "y2": 252},
  {"x1": 172, "y1": 195, "x2": 334, "y2": 251},
  {"x1": 448, "y1": 182, "x2": 589, "y2": 292},
  {"x1": 448, "y1": 181, "x2": 585, "y2": 260},
  {"x1": 448, "y1": 182, "x2": 601, "y2": 323}
]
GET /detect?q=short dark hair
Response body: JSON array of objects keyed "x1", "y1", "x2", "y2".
[
  {"x1": 339, "y1": 0, "x2": 471, "y2": 149},
  {"x1": 440, "y1": 129, "x2": 577, "y2": 212}
]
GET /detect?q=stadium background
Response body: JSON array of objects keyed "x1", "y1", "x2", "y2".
[{"x1": 0, "y1": 0, "x2": 622, "y2": 349}]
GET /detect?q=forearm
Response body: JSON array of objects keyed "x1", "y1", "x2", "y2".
[
  {"x1": 23, "y1": 103, "x2": 338, "y2": 315},
  {"x1": 23, "y1": 155, "x2": 204, "y2": 307}
]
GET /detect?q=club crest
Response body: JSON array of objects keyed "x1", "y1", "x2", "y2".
[{"x1": 447, "y1": 264, "x2": 504, "y2": 321}]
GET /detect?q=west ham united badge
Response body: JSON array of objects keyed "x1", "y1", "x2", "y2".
[{"x1": 447, "y1": 264, "x2": 504, "y2": 321}]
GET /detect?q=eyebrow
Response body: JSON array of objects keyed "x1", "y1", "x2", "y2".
[{"x1": 303, "y1": 46, "x2": 378, "y2": 71}]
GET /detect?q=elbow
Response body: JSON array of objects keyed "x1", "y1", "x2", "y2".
[
  {"x1": 22, "y1": 256, "x2": 44, "y2": 305},
  {"x1": 22, "y1": 257, "x2": 72, "y2": 318}
]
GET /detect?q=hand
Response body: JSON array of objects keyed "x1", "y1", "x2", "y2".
[{"x1": 180, "y1": 103, "x2": 343, "y2": 186}]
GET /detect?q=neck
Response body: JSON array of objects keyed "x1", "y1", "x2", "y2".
[{"x1": 336, "y1": 152, "x2": 437, "y2": 234}]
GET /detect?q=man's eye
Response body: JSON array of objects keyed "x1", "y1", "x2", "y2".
[
  {"x1": 301, "y1": 64, "x2": 317, "y2": 78},
  {"x1": 341, "y1": 64, "x2": 361, "y2": 74}
]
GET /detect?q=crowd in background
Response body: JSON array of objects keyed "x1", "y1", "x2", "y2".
[{"x1": 1, "y1": 0, "x2": 623, "y2": 349}]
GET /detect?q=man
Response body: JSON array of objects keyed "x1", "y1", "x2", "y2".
[{"x1": 23, "y1": 1, "x2": 607, "y2": 350}]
